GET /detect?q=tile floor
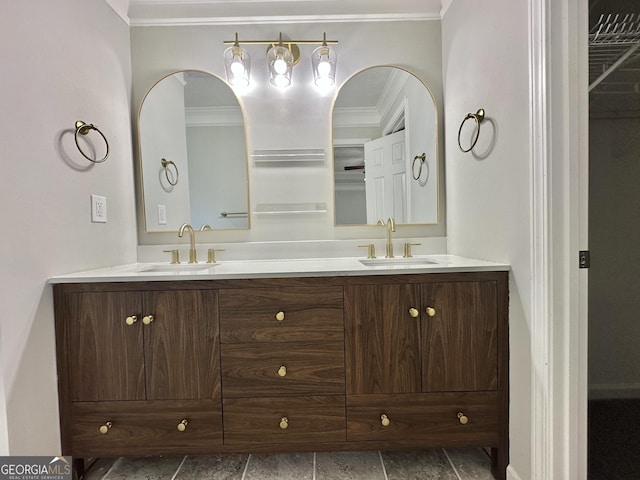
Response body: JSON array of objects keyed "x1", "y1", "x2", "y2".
[{"x1": 83, "y1": 448, "x2": 494, "y2": 480}]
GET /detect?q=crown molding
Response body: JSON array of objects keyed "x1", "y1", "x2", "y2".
[
  {"x1": 129, "y1": 12, "x2": 440, "y2": 27},
  {"x1": 185, "y1": 106, "x2": 243, "y2": 126}
]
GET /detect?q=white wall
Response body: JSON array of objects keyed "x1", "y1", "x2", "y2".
[
  {"x1": 130, "y1": 21, "x2": 446, "y2": 245},
  {"x1": 139, "y1": 74, "x2": 193, "y2": 231},
  {"x1": 441, "y1": 1, "x2": 532, "y2": 478},
  {"x1": 0, "y1": 0, "x2": 136, "y2": 454},
  {"x1": 187, "y1": 125, "x2": 248, "y2": 229}
]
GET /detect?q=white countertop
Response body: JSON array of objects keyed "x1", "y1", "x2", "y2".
[{"x1": 48, "y1": 255, "x2": 509, "y2": 284}]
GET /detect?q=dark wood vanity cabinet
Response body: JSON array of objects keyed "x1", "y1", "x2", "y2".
[
  {"x1": 53, "y1": 272, "x2": 508, "y2": 480},
  {"x1": 344, "y1": 274, "x2": 508, "y2": 478},
  {"x1": 345, "y1": 279, "x2": 499, "y2": 394},
  {"x1": 54, "y1": 284, "x2": 222, "y2": 459}
]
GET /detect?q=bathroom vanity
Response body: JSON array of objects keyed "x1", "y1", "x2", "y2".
[{"x1": 50, "y1": 257, "x2": 509, "y2": 480}]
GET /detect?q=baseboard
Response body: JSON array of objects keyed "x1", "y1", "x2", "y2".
[
  {"x1": 589, "y1": 383, "x2": 640, "y2": 400},
  {"x1": 507, "y1": 464, "x2": 524, "y2": 480}
]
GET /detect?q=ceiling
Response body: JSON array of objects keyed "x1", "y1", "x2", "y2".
[{"x1": 127, "y1": 0, "x2": 444, "y2": 25}]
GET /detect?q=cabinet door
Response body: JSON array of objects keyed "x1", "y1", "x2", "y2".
[
  {"x1": 143, "y1": 290, "x2": 219, "y2": 400},
  {"x1": 345, "y1": 284, "x2": 421, "y2": 394},
  {"x1": 68, "y1": 292, "x2": 145, "y2": 401},
  {"x1": 421, "y1": 281, "x2": 498, "y2": 392}
]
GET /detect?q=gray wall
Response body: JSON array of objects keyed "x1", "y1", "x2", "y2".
[
  {"x1": 130, "y1": 21, "x2": 446, "y2": 244},
  {"x1": 589, "y1": 116, "x2": 640, "y2": 398}
]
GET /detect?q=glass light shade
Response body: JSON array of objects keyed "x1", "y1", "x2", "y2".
[
  {"x1": 311, "y1": 45, "x2": 337, "y2": 87},
  {"x1": 224, "y1": 45, "x2": 251, "y2": 87},
  {"x1": 267, "y1": 44, "x2": 294, "y2": 88}
]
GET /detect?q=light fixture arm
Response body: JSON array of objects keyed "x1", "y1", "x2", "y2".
[{"x1": 223, "y1": 33, "x2": 338, "y2": 47}]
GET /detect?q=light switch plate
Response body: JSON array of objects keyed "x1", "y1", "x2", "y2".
[
  {"x1": 158, "y1": 204, "x2": 167, "y2": 225},
  {"x1": 91, "y1": 194, "x2": 107, "y2": 223}
]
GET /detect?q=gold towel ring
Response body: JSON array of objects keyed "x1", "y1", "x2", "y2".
[
  {"x1": 457, "y1": 108, "x2": 485, "y2": 153},
  {"x1": 74, "y1": 121, "x2": 109, "y2": 163},
  {"x1": 161, "y1": 158, "x2": 179, "y2": 186},
  {"x1": 412, "y1": 153, "x2": 429, "y2": 186}
]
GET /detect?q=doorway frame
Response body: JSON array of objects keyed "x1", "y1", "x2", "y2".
[{"x1": 530, "y1": 0, "x2": 589, "y2": 478}]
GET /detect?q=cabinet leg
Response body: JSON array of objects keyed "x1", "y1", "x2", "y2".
[
  {"x1": 490, "y1": 447, "x2": 507, "y2": 480},
  {"x1": 72, "y1": 458, "x2": 85, "y2": 480}
]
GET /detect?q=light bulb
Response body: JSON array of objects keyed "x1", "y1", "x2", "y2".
[
  {"x1": 317, "y1": 59, "x2": 331, "y2": 77},
  {"x1": 273, "y1": 56, "x2": 288, "y2": 75},
  {"x1": 273, "y1": 74, "x2": 290, "y2": 88},
  {"x1": 230, "y1": 57, "x2": 245, "y2": 76}
]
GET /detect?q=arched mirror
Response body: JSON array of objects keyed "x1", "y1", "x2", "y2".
[
  {"x1": 138, "y1": 70, "x2": 249, "y2": 232},
  {"x1": 332, "y1": 66, "x2": 439, "y2": 225}
]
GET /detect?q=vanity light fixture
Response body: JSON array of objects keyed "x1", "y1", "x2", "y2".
[
  {"x1": 223, "y1": 32, "x2": 338, "y2": 89},
  {"x1": 266, "y1": 33, "x2": 298, "y2": 88},
  {"x1": 311, "y1": 33, "x2": 337, "y2": 87},
  {"x1": 223, "y1": 32, "x2": 251, "y2": 87}
]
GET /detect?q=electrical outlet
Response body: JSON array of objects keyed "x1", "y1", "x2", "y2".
[{"x1": 91, "y1": 194, "x2": 107, "y2": 223}]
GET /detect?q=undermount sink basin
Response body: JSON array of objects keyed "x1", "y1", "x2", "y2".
[
  {"x1": 137, "y1": 263, "x2": 216, "y2": 273},
  {"x1": 359, "y1": 257, "x2": 437, "y2": 267}
]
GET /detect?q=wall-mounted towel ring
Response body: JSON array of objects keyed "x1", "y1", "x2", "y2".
[
  {"x1": 161, "y1": 158, "x2": 179, "y2": 186},
  {"x1": 412, "y1": 153, "x2": 430, "y2": 186},
  {"x1": 74, "y1": 121, "x2": 109, "y2": 163},
  {"x1": 457, "y1": 108, "x2": 485, "y2": 153}
]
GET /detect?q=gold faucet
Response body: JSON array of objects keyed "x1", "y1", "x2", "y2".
[
  {"x1": 178, "y1": 223, "x2": 198, "y2": 263},
  {"x1": 377, "y1": 217, "x2": 396, "y2": 258}
]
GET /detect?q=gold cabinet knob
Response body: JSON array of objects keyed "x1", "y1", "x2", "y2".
[
  {"x1": 275, "y1": 311, "x2": 285, "y2": 322},
  {"x1": 279, "y1": 416, "x2": 289, "y2": 430},
  {"x1": 98, "y1": 421, "x2": 112, "y2": 434},
  {"x1": 177, "y1": 419, "x2": 188, "y2": 432},
  {"x1": 425, "y1": 306, "x2": 436, "y2": 317},
  {"x1": 380, "y1": 414, "x2": 390, "y2": 427},
  {"x1": 457, "y1": 412, "x2": 469, "y2": 425},
  {"x1": 408, "y1": 307, "x2": 419, "y2": 318},
  {"x1": 277, "y1": 365, "x2": 287, "y2": 377},
  {"x1": 125, "y1": 315, "x2": 137, "y2": 326},
  {"x1": 142, "y1": 315, "x2": 154, "y2": 325}
]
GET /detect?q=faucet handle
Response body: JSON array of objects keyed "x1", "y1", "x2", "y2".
[
  {"x1": 358, "y1": 244, "x2": 376, "y2": 259},
  {"x1": 163, "y1": 249, "x2": 180, "y2": 264},
  {"x1": 207, "y1": 248, "x2": 226, "y2": 264},
  {"x1": 403, "y1": 243, "x2": 421, "y2": 258}
]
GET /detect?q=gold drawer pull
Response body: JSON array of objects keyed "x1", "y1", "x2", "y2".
[
  {"x1": 142, "y1": 314, "x2": 154, "y2": 325},
  {"x1": 425, "y1": 306, "x2": 436, "y2": 317},
  {"x1": 277, "y1": 365, "x2": 287, "y2": 377},
  {"x1": 177, "y1": 419, "x2": 188, "y2": 432},
  {"x1": 408, "y1": 307, "x2": 419, "y2": 318},
  {"x1": 125, "y1": 315, "x2": 137, "y2": 326},
  {"x1": 275, "y1": 311, "x2": 285, "y2": 322},
  {"x1": 380, "y1": 414, "x2": 390, "y2": 427},
  {"x1": 457, "y1": 412, "x2": 469, "y2": 425},
  {"x1": 279, "y1": 416, "x2": 289, "y2": 430},
  {"x1": 99, "y1": 421, "x2": 112, "y2": 434}
]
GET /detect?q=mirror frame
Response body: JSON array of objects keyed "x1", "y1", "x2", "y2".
[
  {"x1": 331, "y1": 65, "x2": 440, "y2": 227},
  {"x1": 136, "y1": 69, "x2": 251, "y2": 233}
]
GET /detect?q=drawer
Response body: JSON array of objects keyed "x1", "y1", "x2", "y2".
[
  {"x1": 219, "y1": 287, "x2": 343, "y2": 343},
  {"x1": 221, "y1": 341, "x2": 345, "y2": 397},
  {"x1": 223, "y1": 395, "x2": 346, "y2": 445},
  {"x1": 70, "y1": 400, "x2": 222, "y2": 457},
  {"x1": 347, "y1": 392, "x2": 498, "y2": 445}
]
